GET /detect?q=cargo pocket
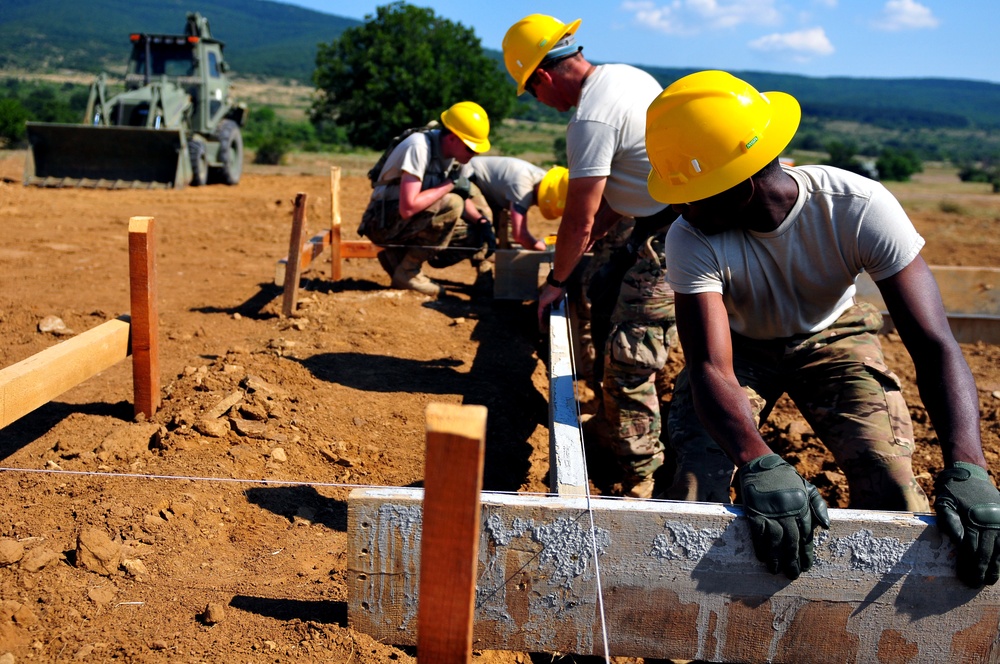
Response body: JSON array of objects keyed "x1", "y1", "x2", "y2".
[
  {"x1": 609, "y1": 322, "x2": 669, "y2": 373},
  {"x1": 861, "y1": 355, "x2": 914, "y2": 450}
]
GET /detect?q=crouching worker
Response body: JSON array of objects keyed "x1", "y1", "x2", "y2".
[
  {"x1": 645, "y1": 70, "x2": 1000, "y2": 587},
  {"x1": 359, "y1": 101, "x2": 494, "y2": 296},
  {"x1": 469, "y1": 156, "x2": 569, "y2": 250}
]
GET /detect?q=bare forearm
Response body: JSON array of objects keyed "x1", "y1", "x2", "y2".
[
  {"x1": 690, "y1": 364, "x2": 772, "y2": 466},
  {"x1": 399, "y1": 182, "x2": 452, "y2": 219},
  {"x1": 915, "y1": 344, "x2": 985, "y2": 467}
]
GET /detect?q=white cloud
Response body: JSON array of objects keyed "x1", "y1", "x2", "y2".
[
  {"x1": 748, "y1": 27, "x2": 835, "y2": 61},
  {"x1": 621, "y1": 0, "x2": 782, "y2": 35},
  {"x1": 872, "y1": 0, "x2": 939, "y2": 31}
]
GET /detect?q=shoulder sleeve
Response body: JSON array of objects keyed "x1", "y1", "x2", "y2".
[
  {"x1": 566, "y1": 120, "x2": 617, "y2": 178},
  {"x1": 398, "y1": 134, "x2": 431, "y2": 180},
  {"x1": 858, "y1": 184, "x2": 925, "y2": 281},
  {"x1": 665, "y1": 221, "x2": 724, "y2": 295}
]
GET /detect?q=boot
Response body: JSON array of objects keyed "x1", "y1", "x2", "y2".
[
  {"x1": 472, "y1": 259, "x2": 494, "y2": 297},
  {"x1": 622, "y1": 475, "x2": 656, "y2": 500},
  {"x1": 392, "y1": 250, "x2": 443, "y2": 296},
  {"x1": 376, "y1": 248, "x2": 405, "y2": 278}
]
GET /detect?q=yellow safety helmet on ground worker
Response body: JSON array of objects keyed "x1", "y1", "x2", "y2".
[
  {"x1": 645, "y1": 70, "x2": 801, "y2": 205},
  {"x1": 537, "y1": 166, "x2": 569, "y2": 219},
  {"x1": 502, "y1": 14, "x2": 582, "y2": 95},
  {"x1": 440, "y1": 101, "x2": 491, "y2": 154}
]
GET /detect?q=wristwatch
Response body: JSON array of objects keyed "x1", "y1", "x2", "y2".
[{"x1": 546, "y1": 269, "x2": 567, "y2": 289}]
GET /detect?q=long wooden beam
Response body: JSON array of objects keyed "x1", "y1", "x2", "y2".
[
  {"x1": 856, "y1": 266, "x2": 1000, "y2": 343},
  {"x1": 349, "y1": 488, "x2": 1000, "y2": 662},
  {"x1": 0, "y1": 317, "x2": 132, "y2": 429},
  {"x1": 281, "y1": 193, "x2": 308, "y2": 317},
  {"x1": 548, "y1": 298, "x2": 587, "y2": 496}
]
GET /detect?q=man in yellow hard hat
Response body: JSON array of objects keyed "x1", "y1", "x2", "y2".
[
  {"x1": 360, "y1": 101, "x2": 495, "y2": 297},
  {"x1": 503, "y1": 14, "x2": 678, "y2": 498},
  {"x1": 646, "y1": 70, "x2": 1000, "y2": 587},
  {"x1": 469, "y1": 156, "x2": 567, "y2": 251}
]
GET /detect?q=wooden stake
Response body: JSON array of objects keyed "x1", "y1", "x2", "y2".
[
  {"x1": 281, "y1": 193, "x2": 308, "y2": 317},
  {"x1": 417, "y1": 403, "x2": 487, "y2": 664},
  {"x1": 330, "y1": 166, "x2": 343, "y2": 281},
  {"x1": 128, "y1": 216, "x2": 160, "y2": 418}
]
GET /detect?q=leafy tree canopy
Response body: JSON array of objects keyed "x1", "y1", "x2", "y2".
[{"x1": 311, "y1": 2, "x2": 515, "y2": 149}]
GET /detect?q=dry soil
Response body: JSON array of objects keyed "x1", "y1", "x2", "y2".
[{"x1": 0, "y1": 151, "x2": 998, "y2": 663}]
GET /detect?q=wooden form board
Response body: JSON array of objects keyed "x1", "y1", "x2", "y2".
[
  {"x1": 0, "y1": 317, "x2": 131, "y2": 429},
  {"x1": 349, "y1": 488, "x2": 1000, "y2": 662},
  {"x1": 274, "y1": 236, "x2": 379, "y2": 287},
  {"x1": 493, "y1": 249, "x2": 551, "y2": 301},
  {"x1": 856, "y1": 266, "x2": 1000, "y2": 344},
  {"x1": 548, "y1": 299, "x2": 588, "y2": 496}
]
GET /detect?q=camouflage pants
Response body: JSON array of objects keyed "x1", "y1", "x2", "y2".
[
  {"x1": 600, "y1": 232, "x2": 676, "y2": 486},
  {"x1": 666, "y1": 301, "x2": 930, "y2": 511},
  {"x1": 359, "y1": 188, "x2": 485, "y2": 251}
]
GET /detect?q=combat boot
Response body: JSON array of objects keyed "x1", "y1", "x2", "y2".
[
  {"x1": 392, "y1": 250, "x2": 443, "y2": 296},
  {"x1": 376, "y1": 247, "x2": 405, "y2": 278},
  {"x1": 622, "y1": 475, "x2": 656, "y2": 500}
]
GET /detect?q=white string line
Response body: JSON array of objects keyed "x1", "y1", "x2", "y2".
[{"x1": 557, "y1": 295, "x2": 612, "y2": 664}]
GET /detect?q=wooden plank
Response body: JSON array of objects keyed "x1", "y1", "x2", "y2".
[
  {"x1": 274, "y1": 230, "x2": 332, "y2": 287},
  {"x1": 856, "y1": 267, "x2": 1000, "y2": 343},
  {"x1": 281, "y1": 193, "x2": 308, "y2": 317},
  {"x1": 331, "y1": 166, "x2": 344, "y2": 281},
  {"x1": 341, "y1": 240, "x2": 379, "y2": 259},
  {"x1": 127, "y1": 216, "x2": 160, "y2": 419},
  {"x1": 417, "y1": 403, "x2": 487, "y2": 664},
  {"x1": 493, "y1": 249, "x2": 551, "y2": 300},
  {"x1": 349, "y1": 488, "x2": 1000, "y2": 662},
  {"x1": 0, "y1": 317, "x2": 131, "y2": 429},
  {"x1": 549, "y1": 297, "x2": 588, "y2": 496}
]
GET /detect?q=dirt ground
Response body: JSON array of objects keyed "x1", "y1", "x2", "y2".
[{"x1": 0, "y1": 150, "x2": 998, "y2": 663}]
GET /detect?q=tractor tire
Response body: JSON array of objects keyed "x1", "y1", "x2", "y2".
[
  {"x1": 189, "y1": 138, "x2": 209, "y2": 187},
  {"x1": 210, "y1": 119, "x2": 243, "y2": 185}
]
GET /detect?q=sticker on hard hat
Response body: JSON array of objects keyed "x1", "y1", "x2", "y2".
[{"x1": 746, "y1": 136, "x2": 759, "y2": 150}]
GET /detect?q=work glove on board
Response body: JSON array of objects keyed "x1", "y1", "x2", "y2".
[
  {"x1": 468, "y1": 219, "x2": 497, "y2": 258},
  {"x1": 934, "y1": 462, "x2": 1000, "y2": 588},
  {"x1": 737, "y1": 453, "x2": 831, "y2": 580},
  {"x1": 450, "y1": 175, "x2": 472, "y2": 200}
]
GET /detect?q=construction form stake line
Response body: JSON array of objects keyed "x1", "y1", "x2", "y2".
[{"x1": 0, "y1": 216, "x2": 160, "y2": 428}]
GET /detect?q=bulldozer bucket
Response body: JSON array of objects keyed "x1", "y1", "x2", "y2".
[{"x1": 24, "y1": 123, "x2": 190, "y2": 189}]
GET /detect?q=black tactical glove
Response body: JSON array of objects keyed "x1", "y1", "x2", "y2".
[
  {"x1": 935, "y1": 462, "x2": 1000, "y2": 588},
  {"x1": 469, "y1": 218, "x2": 496, "y2": 258},
  {"x1": 737, "y1": 453, "x2": 831, "y2": 580},
  {"x1": 450, "y1": 175, "x2": 472, "y2": 200}
]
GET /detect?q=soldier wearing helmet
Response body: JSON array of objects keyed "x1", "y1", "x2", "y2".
[
  {"x1": 468, "y1": 157, "x2": 567, "y2": 251},
  {"x1": 647, "y1": 70, "x2": 1000, "y2": 588},
  {"x1": 503, "y1": 14, "x2": 678, "y2": 499},
  {"x1": 360, "y1": 101, "x2": 495, "y2": 297}
]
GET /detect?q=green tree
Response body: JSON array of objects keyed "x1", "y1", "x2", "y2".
[
  {"x1": 876, "y1": 147, "x2": 922, "y2": 181},
  {"x1": 0, "y1": 98, "x2": 29, "y2": 147},
  {"x1": 311, "y1": 2, "x2": 514, "y2": 149}
]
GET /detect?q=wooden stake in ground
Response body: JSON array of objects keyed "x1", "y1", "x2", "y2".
[
  {"x1": 128, "y1": 216, "x2": 160, "y2": 418},
  {"x1": 281, "y1": 193, "x2": 308, "y2": 317},
  {"x1": 417, "y1": 403, "x2": 487, "y2": 664},
  {"x1": 330, "y1": 166, "x2": 343, "y2": 281}
]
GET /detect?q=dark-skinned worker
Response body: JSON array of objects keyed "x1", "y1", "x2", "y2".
[
  {"x1": 503, "y1": 14, "x2": 677, "y2": 498},
  {"x1": 469, "y1": 156, "x2": 568, "y2": 251},
  {"x1": 359, "y1": 101, "x2": 495, "y2": 297},
  {"x1": 645, "y1": 70, "x2": 1000, "y2": 587}
]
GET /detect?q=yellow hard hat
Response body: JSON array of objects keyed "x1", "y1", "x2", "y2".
[
  {"x1": 502, "y1": 14, "x2": 582, "y2": 95},
  {"x1": 537, "y1": 166, "x2": 568, "y2": 219},
  {"x1": 645, "y1": 70, "x2": 801, "y2": 204},
  {"x1": 440, "y1": 101, "x2": 491, "y2": 153}
]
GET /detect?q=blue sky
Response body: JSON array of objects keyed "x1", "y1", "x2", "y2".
[{"x1": 279, "y1": 1, "x2": 998, "y2": 84}]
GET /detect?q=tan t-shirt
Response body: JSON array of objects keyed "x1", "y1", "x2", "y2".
[{"x1": 665, "y1": 165, "x2": 925, "y2": 339}]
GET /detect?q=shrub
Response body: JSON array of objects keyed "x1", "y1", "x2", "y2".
[{"x1": 253, "y1": 136, "x2": 289, "y2": 165}]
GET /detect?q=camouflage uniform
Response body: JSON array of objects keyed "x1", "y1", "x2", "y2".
[
  {"x1": 666, "y1": 301, "x2": 930, "y2": 511},
  {"x1": 583, "y1": 212, "x2": 676, "y2": 492},
  {"x1": 359, "y1": 184, "x2": 492, "y2": 268}
]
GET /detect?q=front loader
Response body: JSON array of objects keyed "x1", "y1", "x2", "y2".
[{"x1": 24, "y1": 12, "x2": 247, "y2": 189}]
